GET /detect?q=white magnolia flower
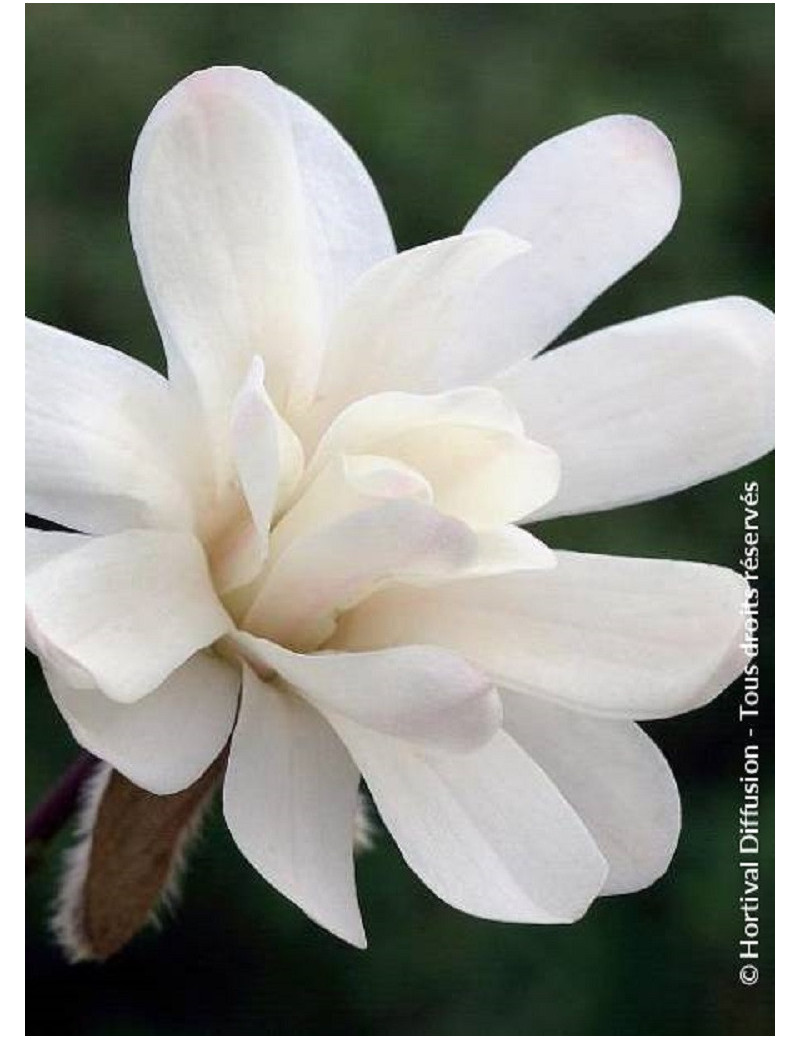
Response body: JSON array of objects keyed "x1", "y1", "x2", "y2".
[{"x1": 26, "y1": 67, "x2": 774, "y2": 949}]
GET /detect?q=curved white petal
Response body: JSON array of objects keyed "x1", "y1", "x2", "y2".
[
  {"x1": 494, "y1": 297, "x2": 775, "y2": 518},
  {"x1": 130, "y1": 66, "x2": 393, "y2": 432},
  {"x1": 502, "y1": 692, "x2": 681, "y2": 895},
  {"x1": 26, "y1": 529, "x2": 231, "y2": 703},
  {"x1": 333, "y1": 719, "x2": 607, "y2": 923},
  {"x1": 26, "y1": 319, "x2": 196, "y2": 534},
  {"x1": 306, "y1": 388, "x2": 560, "y2": 528},
  {"x1": 224, "y1": 666, "x2": 365, "y2": 947},
  {"x1": 464, "y1": 115, "x2": 681, "y2": 359},
  {"x1": 253, "y1": 456, "x2": 553, "y2": 650},
  {"x1": 335, "y1": 551, "x2": 749, "y2": 720},
  {"x1": 219, "y1": 356, "x2": 305, "y2": 591},
  {"x1": 232, "y1": 633, "x2": 501, "y2": 752},
  {"x1": 307, "y1": 230, "x2": 530, "y2": 431},
  {"x1": 245, "y1": 498, "x2": 476, "y2": 650},
  {"x1": 230, "y1": 356, "x2": 304, "y2": 534},
  {"x1": 310, "y1": 384, "x2": 523, "y2": 464},
  {"x1": 44, "y1": 652, "x2": 240, "y2": 796},
  {"x1": 270, "y1": 453, "x2": 434, "y2": 564}
]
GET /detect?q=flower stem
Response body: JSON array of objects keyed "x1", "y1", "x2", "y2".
[{"x1": 26, "y1": 751, "x2": 99, "y2": 877}]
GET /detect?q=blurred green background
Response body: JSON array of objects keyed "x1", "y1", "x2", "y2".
[{"x1": 26, "y1": 4, "x2": 774, "y2": 1035}]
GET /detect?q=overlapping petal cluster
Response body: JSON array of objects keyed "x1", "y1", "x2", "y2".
[{"x1": 26, "y1": 67, "x2": 774, "y2": 946}]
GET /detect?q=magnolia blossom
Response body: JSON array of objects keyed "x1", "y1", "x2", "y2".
[{"x1": 26, "y1": 67, "x2": 774, "y2": 948}]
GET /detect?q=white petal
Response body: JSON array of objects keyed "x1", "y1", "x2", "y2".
[
  {"x1": 310, "y1": 384, "x2": 525, "y2": 462},
  {"x1": 277, "y1": 81, "x2": 395, "y2": 319},
  {"x1": 340, "y1": 453, "x2": 433, "y2": 502},
  {"x1": 244, "y1": 498, "x2": 477, "y2": 651},
  {"x1": 335, "y1": 551, "x2": 749, "y2": 720},
  {"x1": 464, "y1": 115, "x2": 681, "y2": 359},
  {"x1": 232, "y1": 634, "x2": 501, "y2": 752},
  {"x1": 307, "y1": 230, "x2": 529, "y2": 431},
  {"x1": 333, "y1": 720, "x2": 607, "y2": 923},
  {"x1": 220, "y1": 357, "x2": 305, "y2": 591},
  {"x1": 26, "y1": 528, "x2": 88, "y2": 651},
  {"x1": 26, "y1": 319, "x2": 195, "y2": 534},
  {"x1": 130, "y1": 66, "x2": 393, "y2": 430},
  {"x1": 44, "y1": 652, "x2": 240, "y2": 796},
  {"x1": 26, "y1": 528, "x2": 86, "y2": 573},
  {"x1": 26, "y1": 529, "x2": 231, "y2": 703},
  {"x1": 494, "y1": 297, "x2": 775, "y2": 518},
  {"x1": 268, "y1": 453, "x2": 433, "y2": 564},
  {"x1": 502, "y1": 692, "x2": 681, "y2": 895},
  {"x1": 306, "y1": 388, "x2": 560, "y2": 528},
  {"x1": 231, "y1": 356, "x2": 303, "y2": 532},
  {"x1": 223, "y1": 666, "x2": 365, "y2": 947},
  {"x1": 381, "y1": 425, "x2": 559, "y2": 529},
  {"x1": 468, "y1": 526, "x2": 556, "y2": 577},
  {"x1": 254, "y1": 457, "x2": 553, "y2": 650}
]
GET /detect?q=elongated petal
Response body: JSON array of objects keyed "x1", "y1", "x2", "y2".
[
  {"x1": 333, "y1": 720, "x2": 607, "y2": 923},
  {"x1": 223, "y1": 667, "x2": 365, "y2": 946},
  {"x1": 219, "y1": 357, "x2": 305, "y2": 591},
  {"x1": 26, "y1": 530, "x2": 231, "y2": 703},
  {"x1": 130, "y1": 66, "x2": 393, "y2": 429},
  {"x1": 494, "y1": 297, "x2": 775, "y2": 518},
  {"x1": 335, "y1": 551, "x2": 749, "y2": 720},
  {"x1": 464, "y1": 115, "x2": 681, "y2": 360},
  {"x1": 307, "y1": 231, "x2": 530, "y2": 430},
  {"x1": 307, "y1": 388, "x2": 560, "y2": 528},
  {"x1": 245, "y1": 498, "x2": 476, "y2": 650},
  {"x1": 26, "y1": 319, "x2": 195, "y2": 534},
  {"x1": 278, "y1": 82, "x2": 395, "y2": 319},
  {"x1": 502, "y1": 692, "x2": 680, "y2": 894},
  {"x1": 232, "y1": 634, "x2": 501, "y2": 752},
  {"x1": 230, "y1": 356, "x2": 303, "y2": 535},
  {"x1": 44, "y1": 652, "x2": 240, "y2": 796}
]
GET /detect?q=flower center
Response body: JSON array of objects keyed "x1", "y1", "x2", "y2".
[{"x1": 198, "y1": 382, "x2": 560, "y2": 655}]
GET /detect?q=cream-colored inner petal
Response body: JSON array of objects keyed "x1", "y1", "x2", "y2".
[{"x1": 192, "y1": 367, "x2": 559, "y2": 654}]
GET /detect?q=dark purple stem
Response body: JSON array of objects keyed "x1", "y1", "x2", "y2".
[{"x1": 26, "y1": 751, "x2": 99, "y2": 873}]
